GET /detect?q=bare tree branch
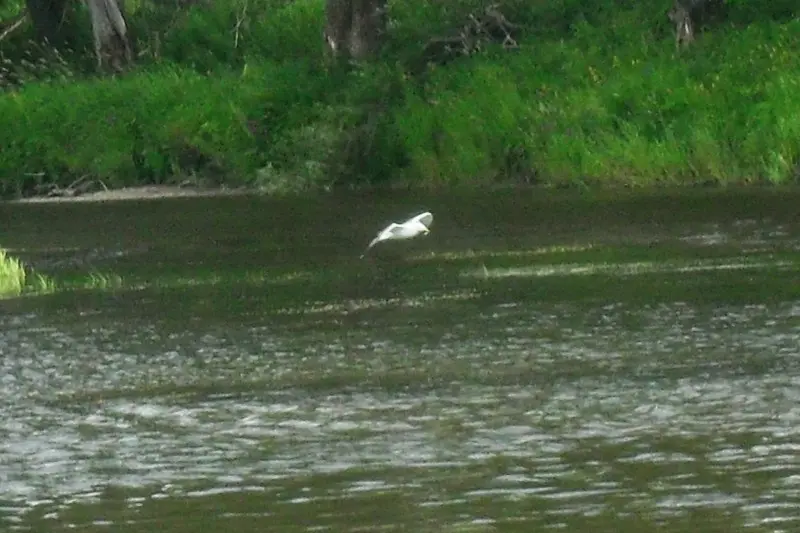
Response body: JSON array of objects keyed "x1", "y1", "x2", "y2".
[{"x1": 0, "y1": 9, "x2": 28, "y2": 42}]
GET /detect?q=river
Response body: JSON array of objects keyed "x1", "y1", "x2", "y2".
[{"x1": 1, "y1": 188, "x2": 799, "y2": 532}]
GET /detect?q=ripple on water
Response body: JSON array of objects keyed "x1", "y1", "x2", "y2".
[{"x1": 2, "y1": 294, "x2": 800, "y2": 531}]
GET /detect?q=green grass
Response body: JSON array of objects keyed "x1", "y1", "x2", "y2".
[
  {"x1": 0, "y1": 248, "x2": 59, "y2": 298},
  {"x1": 1, "y1": 0, "x2": 799, "y2": 196},
  {"x1": 0, "y1": 251, "x2": 125, "y2": 298},
  {"x1": 395, "y1": 16, "x2": 800, "y2": 187},
  {"x1": 0, "y1": 249, "x2": 27, "y2": 297}
]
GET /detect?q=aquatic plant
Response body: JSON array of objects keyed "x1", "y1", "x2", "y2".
[{"x1": 0, "y1": 248, "x2": 26, "y2": 297}]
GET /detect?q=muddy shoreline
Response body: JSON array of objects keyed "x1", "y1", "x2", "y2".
[{"x1": 6, "y1": 185, "x2": 256, "y2": 203}]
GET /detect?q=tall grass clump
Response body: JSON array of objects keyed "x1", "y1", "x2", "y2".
[{"x1": 0, "y1": 249, "x2": 26, "y2": 298}]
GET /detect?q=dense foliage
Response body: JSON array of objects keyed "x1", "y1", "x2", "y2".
[{"x1": 0, "y1": 0, "x2": 798, "y2": 196}]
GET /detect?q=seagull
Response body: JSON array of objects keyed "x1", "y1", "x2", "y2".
[{"x1": 361, "y1": 211, "x2": 434, "y2": 258}]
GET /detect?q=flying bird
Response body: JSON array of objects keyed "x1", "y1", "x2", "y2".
[{"x1": 361, "y1": 211, "x2": 433, "y2": 258}]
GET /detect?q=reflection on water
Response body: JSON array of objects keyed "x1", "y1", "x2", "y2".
[{"x1": 1, "y1": 191, "x2": 800, "y2": 532}]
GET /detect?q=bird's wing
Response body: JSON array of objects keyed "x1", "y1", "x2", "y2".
[
  {"x1": 408, "y1": 211, "x2": 433, "y2": 228},
  {"x1": 360, "y1": 223, "x2": 398, "y2": 257},
  {"x1": 366, "y1": 234, "x2": 384, "y2": 250},
  {"x1": 379, "y1": 223, "x2": 400, "y2": 237}
]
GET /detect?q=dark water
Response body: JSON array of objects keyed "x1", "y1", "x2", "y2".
[{"x1": 1, "y1": 189, "x2": 800, "y2": 532}]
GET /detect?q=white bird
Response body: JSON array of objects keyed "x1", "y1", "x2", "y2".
[{"x1": 361, "y1": 211, "x2": 434, "y2": 258}]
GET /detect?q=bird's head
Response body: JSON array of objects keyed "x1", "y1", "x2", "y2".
[{"x1": 413, "y1": 220, "x2": 431, "y2": 235}]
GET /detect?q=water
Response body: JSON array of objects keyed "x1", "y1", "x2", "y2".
[{"x1": 1, "y1": 189, "x2": 799, "y2": 532}]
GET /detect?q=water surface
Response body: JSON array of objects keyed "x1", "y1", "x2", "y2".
[{"x1": 1, "y1": 189, "x2": 799, "y2": 532}]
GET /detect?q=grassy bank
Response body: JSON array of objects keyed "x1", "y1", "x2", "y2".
[{"x1": 1, "y1": 0, "x2": 799, "y2": 196}]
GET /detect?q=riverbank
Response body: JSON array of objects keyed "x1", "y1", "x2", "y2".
[
  {"x1": 1, "y1": 1, "x2": 798, "y2": 197},
  {"x1": 7, "y1": 184, "x2": 253, "y2": 203}
]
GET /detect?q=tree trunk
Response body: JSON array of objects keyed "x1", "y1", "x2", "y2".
[
  {"x1": 85, "y1": 0, "x2": 132, "y2": 71},
  {"x1": 668, "y1": 1, "x2": 694, "y2": 50},
  {"x1": 324, "y1": 0, "x2": 387, "y2": 61},
  {"x1": 668, "y1": 0, "x2": 726, "y2": 50},
  {"x1": 26, "y1": 0, "x2": 69, "y2": 43}
]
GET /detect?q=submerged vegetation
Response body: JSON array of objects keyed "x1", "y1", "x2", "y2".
[{"x1": 1, "y1": 0, "x2": 799, "y2": 197}]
